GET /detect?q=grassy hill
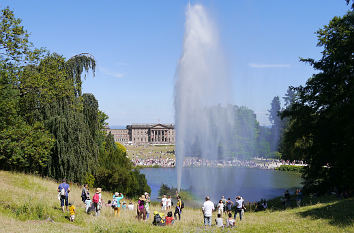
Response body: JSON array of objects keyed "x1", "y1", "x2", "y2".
[{"x1": 0, "y1": 171, "x2": 353, "y2": 233}]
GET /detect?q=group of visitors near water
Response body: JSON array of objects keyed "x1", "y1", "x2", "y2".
[
  {"x1": 56, "y1": 178, "x2": 182, "y2": 226},
  {"x1": 57, "y1": 178, "x2": 302, "y2": 228}
]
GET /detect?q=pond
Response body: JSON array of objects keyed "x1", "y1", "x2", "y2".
[{"x1": 141, "y1": 167, "x2": 302, "y2": 203}]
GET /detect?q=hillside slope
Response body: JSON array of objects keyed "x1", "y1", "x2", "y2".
[{"x1": 0, "y1": 171, "x2": 353, "y2": 233}]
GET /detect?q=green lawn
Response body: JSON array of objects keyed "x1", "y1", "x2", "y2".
[{"x1": 0, "y1": 171, "x2": 353, "y2": 233}]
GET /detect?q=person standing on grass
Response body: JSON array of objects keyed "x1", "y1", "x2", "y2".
[
  {"x1": 161, "y1": 195, "x2": 167, "y2": 211},
  {"x1": 137, "y1": 195, "x2": 147, "y2": 221},
  {"x1": 226, "y1": 198, "x2": 234, "y2": 215},
  {"x1": 174, "y1": 196, "x2": 183, "y2": 220},
  {"x1": 112, "y1": 192, "x2": 124, "y2": 217},
  {"x1": 221, "y1": 196, "x2": 227, "y2": 213},
  {"x1": 58, "y1": 178, "x2": 70, "y2": 212},
  {"x1": 145, "y1": 192, "x2": 151, "y2": 219},
  {"x1": 81, "y1": 184, "x2": 90, "y2": 203},
  {"x1": 296, "y1": 189, "x2": 302, "y2": 207},
  {"x1": 234, "y1": 196, "x2": 244, "y2": 221},
  {"x1": 202, "y1": 196, "x2": 214, "y2": 227},
  {"x1": 167, "y1": 195, "x2": 172, "y2": 210},
  {"x1": 284, "y1": 190, "x2": 290, "y2": 209},
  {"x1": 69, "y1": 202, "x2": 76, "y2": 222},
  {"x1": 92, "y1": 188, "x2": 102, "y2": 216},
  {"x1": 217, "y1": 200, "x2": 224, "y2": 215}
]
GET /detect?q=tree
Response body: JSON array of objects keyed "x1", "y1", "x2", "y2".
[
  {"x1": 268, "y1": 96, "x2": 281, "y2": 152},
  {"x1": 281, "y1": 11, "x2": 354, "y2": 193}
]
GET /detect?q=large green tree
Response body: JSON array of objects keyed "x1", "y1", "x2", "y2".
[{"x1": 281, "y1": 11, "x2": 354, "y2": 193}]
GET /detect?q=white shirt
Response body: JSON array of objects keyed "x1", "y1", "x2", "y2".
[
  {"x1": 236, "y1": 199, "x2": 243, "y2": 209},
  {"x1": 202, "y1": 200, "x2": 215, "y2": 217},
  {"x1": 217, "y1": 202, "x2": 224, "y2": 210},
  {"x1": 166, "y1": 198, "x2": 171, "y2": 206},
  {"x1": 161, "y1": 197, "x2": 167, "y2": 206},
  {"x1": 128, "y1": 204, "x2": 134, "y2": 210}
]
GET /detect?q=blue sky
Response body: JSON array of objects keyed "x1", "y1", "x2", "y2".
[{"x1": 1, "y1": 0, "x2": 350, "y2": 126}]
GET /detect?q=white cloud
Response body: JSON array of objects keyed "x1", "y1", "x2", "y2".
[
  {"x1": 98, "y1": 66, "x2": 124, "y2": 78},
  {"x1": 248, "y1": 63, "x2": 291, "y2": 68}
]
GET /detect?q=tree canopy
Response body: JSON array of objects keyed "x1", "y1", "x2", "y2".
[{"x1": 280, "y1": 11, "x2": 354, "y2": 193}]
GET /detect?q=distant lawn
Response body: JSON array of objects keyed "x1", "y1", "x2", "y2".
[
  {"x1": 0, "y1": 170, "x2": 353, "y2": 233},
  {"x1": 126, "y1": 145, "x2": 175, "y2": 160}
]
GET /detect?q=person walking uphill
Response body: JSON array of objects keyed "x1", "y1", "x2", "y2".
[
  {"x1": 93, "y1": 188, "x2": 102, "y2": 216},
  {"x1": 81, "y1": 184, "x2": 90, "y2": 203},
  {"x1": 202, "y1": 196, "x2": 214, "y2": 226},
  {"x1": 112, "y1": 192, "x2": 124, "y2": 217},
  {"x1": 58, "y1": 178, "x2": 70, "y2": 212}
]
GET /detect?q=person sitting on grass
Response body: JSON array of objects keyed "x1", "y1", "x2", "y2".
[
  {"x1": 215, "y1": 213, "x2": 224, "y2": 228},
  {"x1": 152, "y1": 211, "x2": 165, "y2": 226},
  {"x1": 226, "y1": 213, "x2": 235, "y2": 228},
  {"x1": 165, "y1": 211, "x2": 174, "y2": 226},
  {"x1": 122, "y1": 202, "x2": 127, "y2": 210},
  {"x1": 69, "y1": 202, "x2": 75, "y2": 222}
]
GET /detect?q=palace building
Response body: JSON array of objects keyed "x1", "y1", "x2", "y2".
[{"x1": 105, "y1": 124, "x2": 175, "y2": 145}]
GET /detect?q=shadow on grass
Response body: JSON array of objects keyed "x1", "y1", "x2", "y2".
[{"x1": 298, "y1": 198, "x2": 354, "y2": 227}]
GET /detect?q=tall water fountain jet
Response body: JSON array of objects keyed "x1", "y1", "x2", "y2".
[{"x1": 175, "y1": 3, "x2": 234, "y2": 194}]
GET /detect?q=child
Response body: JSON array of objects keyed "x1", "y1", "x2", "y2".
[
  {"x1": 226, "y1": 213, "x2": 235, "y2": 228},
  {"x1": 165, "y1": 211, "x2": 174, "y2": 225},
  {"x1": 106, "y1": 200, "x2": 112, "y2": 207},
  {"x1": 166, "y1": 196, "x2": 172, "y2": 210},
  {"x1": 215, "y1": 213, "x2": 224, "y2": 228},
  {"x1": 128, "y1": 202, "x2": 134, "y2": 211},
  {"x1": 69, "y1": 202, "x2": 76, "y2": 222},
  {"x1": 122, "y1": 202, "x2": 127, "y2": 210},
  {"x1": 217, "y1": 200, "x2": 224, "y2": 215},
  {"x1": 85, "y1": 197, "x2": 92, "y2": 213}
]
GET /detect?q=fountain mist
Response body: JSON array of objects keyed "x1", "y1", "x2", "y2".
[{"x1": 175, "y1": 4, "x2": 234, "y2": 194}]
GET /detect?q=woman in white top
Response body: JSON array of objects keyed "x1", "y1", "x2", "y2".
[
  {"x1": 217, "y1": 200, "x2": 224, "y2": 215},
  {"x1": 167, "y1": 196, "x2": 172, "y2": 210}
]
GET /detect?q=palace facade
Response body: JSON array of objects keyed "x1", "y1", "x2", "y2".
[{"x1": 105, "y1": 124, "x2": 175, "y2": 145}]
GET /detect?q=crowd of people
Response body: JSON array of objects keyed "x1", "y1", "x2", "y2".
[
  {"x1": 56, "y1": 178, "x2": 184, "y2": 226},
  {"x1": 131, "y1": 156, "x2": 306, "y2": 170},
  {"x1": 202, "y1": 195, "x2": 246, "y2": 228},
  {"x1": 131, "y1": 157, "x2": 175, "y2": 167},
  {"x1": 57, "y1": 179, "x2": 302, "y2": 228}
]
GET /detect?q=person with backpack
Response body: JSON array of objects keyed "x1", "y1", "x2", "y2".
[
  {"x1": 57, "y1": 178, "x2": 70, "y2": 212},
  {"x1": 81, "y1": 184, "x2": 89, "y2": 203},
  {"x1": 112, "y1": 192, "x2": 124, "y2": 217},
  {"x1": 92, "y1": 188, "x2": 102, "y2": 216},
  {"x1": 152, "y1": 211, "x2": 165, "y2": 226},
  {"x1": 174, "y1": 196, "x2": 183, "y2": 220}
]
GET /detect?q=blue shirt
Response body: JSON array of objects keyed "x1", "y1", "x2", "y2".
[
  {"x1": 113, "y1": 194, "x2": 124, "y2": 207},
  {"x1": 58, "y1": 183, "x2": 70, "y2": 197}
]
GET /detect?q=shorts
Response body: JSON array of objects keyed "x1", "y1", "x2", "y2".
[
  {"x1": 60, "y1": 196, "x2": 68, "y2": 207},
  {"x1": 70, "y1": 215, "x2": 75, "y2": 221}
]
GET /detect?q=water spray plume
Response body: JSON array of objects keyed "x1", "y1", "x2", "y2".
[{"x1": 174, "y1": 3, "x2": 233, "y2": 194}]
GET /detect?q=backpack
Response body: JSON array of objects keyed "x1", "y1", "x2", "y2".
[
  {"x1": 93, "y1": 193, "x2": 100, "y2": 204},
  {"x1": 181, "y1": 201, "x2": 184, "y2": 209},
  {"x1": 60, "y1": 187, "x2": 66, "y2": 198},
  {"x1": 111, "y1": 199, "x2": 117, "y2": 208},
  {"x1": 153, "y1": 214, "x2": 162, "y2": 226}
]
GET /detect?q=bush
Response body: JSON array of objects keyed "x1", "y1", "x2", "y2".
[{"x1": 276, "y1": 165, "x2": 304, "y2": 173}]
